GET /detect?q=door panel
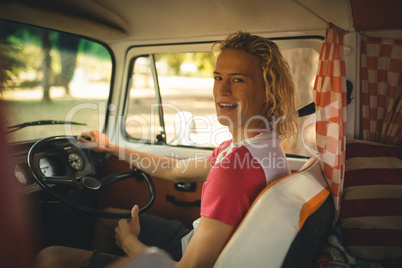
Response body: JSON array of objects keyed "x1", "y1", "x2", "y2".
[{"x1": 98, "y1": 155, "x2": 201, "y2": 228}]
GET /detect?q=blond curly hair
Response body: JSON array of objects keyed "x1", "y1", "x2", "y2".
[{"x1": 213, "y1": 31, "x2": 300, "y2": 139}]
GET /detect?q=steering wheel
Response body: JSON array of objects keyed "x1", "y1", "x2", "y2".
[{"x1": 28, "y1": 135, "x2": 155, "y2": 218}]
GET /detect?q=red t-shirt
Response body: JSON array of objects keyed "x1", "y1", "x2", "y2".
[{"x1": 200, "y1": 129, "x2": 290, "y2": 227}]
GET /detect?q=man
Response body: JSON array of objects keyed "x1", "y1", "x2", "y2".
[{"x1": 34, "y1": 31, "x2": 299, "y2": 268}]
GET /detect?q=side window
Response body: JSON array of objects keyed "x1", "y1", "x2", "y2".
[
  {"x1": 125, "y1": 56, "x2": 159, "y2": 143},
  {"x1": 125, "y1": 47, "x2": 319, "y2": 157},
  {"x1": 282, "y1": 48, "x2": 319, "y2": 156},
  {"x1": 125, "y1": 52, "x2": 229, "y2": 147}
]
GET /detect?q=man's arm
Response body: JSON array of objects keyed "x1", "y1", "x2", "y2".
[
  {"x1": 78, "y1": 130, "x2": 211, "y2": 183},
  {"x1": 116, "y1": 206, "x2": 235, "y2": 268},
  {"x1": 176, "y1": 216, "x2": 235, "y2": 268}
]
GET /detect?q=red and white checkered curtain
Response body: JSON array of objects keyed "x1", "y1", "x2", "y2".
[
  {"x1": 313, "y1": 24, "x2": 347, "y2": 222},
  {"x1": 361, "y1": 36, "x2": 402, "y2": 146}
]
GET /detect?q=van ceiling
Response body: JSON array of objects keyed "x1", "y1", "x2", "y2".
[
  {"x1": 350, "y1": 0, "x2": 402, "y2": 31},
  {"x1": 0, "y1": 0, "x2": 399, "y2": 45}
]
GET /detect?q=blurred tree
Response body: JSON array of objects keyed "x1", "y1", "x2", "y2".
[
  {"x1": 0, "y1": 21, "x2": 8, "y2": 93},
  {"x1": 80, "y1": 38, "x2": 110, "y2": 60},
  {"x1": 56, "y1": 32, "x2": 80, "y2": 95},
  {"x1": 41, "y1": 29, "x2": 52, "y2": 102},
  {"x1": 0, "y1": 20, "x2": 26, "y2": 92},
  {"x1": 193, "y1": 52, "x2": 214, "y2": 77},
  {"x1": 166, "y1": 53, "x2": 185, "y2": 75}
]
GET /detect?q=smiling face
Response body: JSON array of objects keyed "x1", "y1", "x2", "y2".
[{"x1": 213, "y1": 48, "x2": 268, "y2": 140}]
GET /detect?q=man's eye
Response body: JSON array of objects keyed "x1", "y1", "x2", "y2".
[
  {"x1": 233, "y1": 78, "x2": 243, "y2": 83},
  {"x1": 214, "y1": 76, "x2": 222, "y2": 81}
]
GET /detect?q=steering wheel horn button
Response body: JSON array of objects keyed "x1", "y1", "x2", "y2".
[{"x1": 81, "y1": 176, "x2": 101, "y2": 190}]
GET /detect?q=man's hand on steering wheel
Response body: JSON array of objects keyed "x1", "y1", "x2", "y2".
[{"x1": 78, "y1": 130, "x2": 115, "y2": 153}]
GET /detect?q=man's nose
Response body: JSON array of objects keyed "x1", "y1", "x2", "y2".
[{"x1": 217, "y1": 80, "x2": 232, "y2": 96}]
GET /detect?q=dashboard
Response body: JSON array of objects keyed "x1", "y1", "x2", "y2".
[
  {"x1": 36, "y1": 149, "x2": 90, "y2": 177},
  {"x1": 10, "y1": 137, "x2": 104, "y2": 194}
]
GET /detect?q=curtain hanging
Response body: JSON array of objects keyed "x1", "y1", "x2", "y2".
[
  {"x1": 361, "y1": 36, "x2": 402, "y2": 146},
  {"x1": 313, "y1": 23, "x2": 347, "y2": 222}
]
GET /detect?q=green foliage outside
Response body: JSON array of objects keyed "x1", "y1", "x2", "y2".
[
  {"x1": 0, "y1": 20, "x2": 111, "y2": 97},
  {"x1": 155, "y1": 52, "x2": 214, "y2": 78}
]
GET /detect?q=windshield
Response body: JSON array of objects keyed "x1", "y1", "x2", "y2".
[{"x1": 0, "y1": 20, "x2": 112, "y2": 142}]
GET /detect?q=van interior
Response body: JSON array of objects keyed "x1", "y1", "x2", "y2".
[{"x1": 0, "y1": 0, "x2": 401, "y2": 267}]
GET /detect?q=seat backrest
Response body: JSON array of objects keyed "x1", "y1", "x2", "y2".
[
  {"x1": 283, "y1": 194, "x2": 334, "y2": 268},
  {"x1": 213, "y1": 156, "x2": 331, "y2": 268}
]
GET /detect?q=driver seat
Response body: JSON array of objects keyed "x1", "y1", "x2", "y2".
[{"x1": 213, "y1": 155, "x2": 334, "y2": 268}]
